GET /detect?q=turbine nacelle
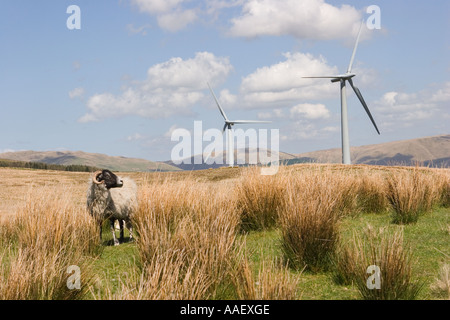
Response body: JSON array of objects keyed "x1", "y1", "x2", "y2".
[
  {"x1": 331, "y1": 73, "x2": 356, "y2": 82},
  {"x1": 303, "y1": 73, "x2": 356, "y2": 83}
]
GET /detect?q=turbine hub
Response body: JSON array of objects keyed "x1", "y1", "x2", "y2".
[{"x1": 330, "y1": 73, "x2": 356, "y2": 83}]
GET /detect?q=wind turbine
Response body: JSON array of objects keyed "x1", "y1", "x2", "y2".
[
  {"x1": 302, "y1": 22, "x2": 380, "y2": 164},
  {"x1": 207, "y1": 83, "x2": 271, "y2": 167}
]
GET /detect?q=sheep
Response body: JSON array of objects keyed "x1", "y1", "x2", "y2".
[{"x1": 87, "y1": 169, "x2": 137, "y2": 246}]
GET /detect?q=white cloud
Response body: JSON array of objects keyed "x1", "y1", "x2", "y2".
[
  {"x1": 290, "y1": 123, "x2": 319, "y2": 140},
  {"x1": 145, "y1": 52, "x2": 231, "y2": 89},
  {"x1": 130, "y1": 0, "x2": 368, "y2": 40},
  {"x1": 280, "y1": 122, "x2": 342, "y2": 142},
  {"x1": 131, "y1": 0, "x2": 185, "y2": 14},
  {"x1": 290, "y1": 103, "x2": 330, "y2": 120},
  {"x1": 205, "y1": 0, "x2": 245, "y2": 15},
  {"x1": 228, "y1": 0, "x2": 362, "y2": 40},
  {"x1": 218, "y1": 89, "x2": 237, "y2": 106},
  {"x1": 258, "y1": 108, "x2": 284, "y2": 120},
  {"x1": 131, "y1": 0, "x2": 197, "y2": 31},
  {"x1": 240, "y1": 52, "x2": 337, "y2": 107},
  {"x1": 374, "y1": 82, "x2": 450, "y2": 125},
  {"x1": 430, "y1": 82, "x2": 450, "y2": 103},
  {"x1": 258, "y1": 104, "x2": 330, "y2": 121},
  {"x1": 157, "y1": 9, "x2": 197, "y2": 32},
  {"x1": 69, "y1": 87, "x2": 85, "y2": 99},
  {"x1": 126, "y1": 23, "x2": 152, "y2": 35},
  {"x1": 322, "y1": 126, "x2": 339, "y2": 133},
  {"x1": 80, "y1": 52, "x2": 232, "y2": 122},
  {"x1": 127, "y1": 133, "x2": 145, "y2": 141},
  {"x1": 164, "y1": 124, "x2": 180, "y2": 138}
]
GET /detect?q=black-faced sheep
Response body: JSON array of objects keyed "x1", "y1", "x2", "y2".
[{"x1": 87, "y1": 169, "x2": 137, "y2": 246}]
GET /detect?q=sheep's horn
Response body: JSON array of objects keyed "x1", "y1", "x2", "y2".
[{"x1": 92, "y1": 171, "x2": 104, "y2": 185}]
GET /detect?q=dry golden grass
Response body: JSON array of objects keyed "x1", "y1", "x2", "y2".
[
  {"x1": 430, "y1": 264, "x2": 450, "y2": 300},
  {"x1": 334, "y1": 226, "x2": 422, "y2": 300},
  {"x1": 386, "y1": 168, "x2": 442, "y2": 224},
  {"x1": 0, "y1": 168, "x2": 89, "y2": 214},
  {"x1": 0, "y1": 164, "x2": 448, "y2": 300},
  {"x1": 278, "y1": 168, "x2": 346, "y2": 272},
  {"x1": 0, "y1": 186, "x2": 100, "y2": 299},
  {"x1": 96, "y1": 248, "x2": 214, "y2": 300},
  {"x1": 130, "y1": 177, "x2": 241, "y2": 299},
  {"x1": 230, "y1": 253, "x2": 300, "y2": 300},
  {"x1": 356, "y1": 168, "x2": 389, "y2": 214},
  {"x1": 236, "y1": 166, "x2": 289, "y2": 231},
  {"x1": 438, "y1": 170, "x2": 450, "y2": 207}
]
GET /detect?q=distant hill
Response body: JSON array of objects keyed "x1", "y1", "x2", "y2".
[
  {"x1": 165, "y1": 148, "x2": 297, "y2": 170},
  {"x1": 167, "y1": 135, "x2": 450, "y2": 170},
  {"x1": 0, "y1": 150, "x2": 180, "y2": 172},
  {"x1": 293, "y1": 134, "x2": 450, "y2": 167},
  {"x1": 2, "y1": 135, "x2": 447, "y2": 172},
  {"x1": 0, "y1": 158, "x2": 99, "y2": 172}
]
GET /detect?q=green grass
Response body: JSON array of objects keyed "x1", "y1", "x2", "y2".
[
  {"x1": 240, "y1": 229, "x2": 359, "y2": 299},
  {"x1": 337, "y1": 207, "x2": 449, "y2": 299},
  {"x1": 86, "y1": 206, "x2": 448, "y2": 300},
  {"x1": 83, "y1": 206, "x2": 448, "y2": 300},
  {"x1": 236, "y1": 206, "x2": 448, "y2": 300},
  {"x1": 88, "y1": 224, "x2": 140, "y2": 299},
  {"x1": 2, "y1": 165, "x2": 447, "y2": 300}
]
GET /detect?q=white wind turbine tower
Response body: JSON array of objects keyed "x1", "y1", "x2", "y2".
[
  {"x1": 207, "y1": 83, "x2": 271, "y2": 167},
  {"x1": 303, "y1": 22, "x2": 380, "y2": 165}
]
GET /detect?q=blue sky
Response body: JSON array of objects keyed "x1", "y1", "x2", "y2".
[{"x1": 0, "y1": 0, "x2": 449, "y2": 161}]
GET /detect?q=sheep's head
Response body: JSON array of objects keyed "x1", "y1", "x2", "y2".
[{"x1": 92, "y1": 170, "x2": 123, "y2": 189}]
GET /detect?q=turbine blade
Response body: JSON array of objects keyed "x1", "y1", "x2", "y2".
[
  {"x1": 231, "y1": 120, "x2": 271, "y2": 124},
  {"x1": 348, "y1": 78, "x2": 380, "y2": 135},
  {"x1": 347, "y1": 21, "x2": 364, "y2": 73},
  {"x1": 222, "y1": 123, "x2": 228, "y2": 133},
  {"x1": 207, "y1": 82, "x2": 229, "y2": 121},
  {"x1": 302, "y1": 76, "x2": 340, "y2": 79}
]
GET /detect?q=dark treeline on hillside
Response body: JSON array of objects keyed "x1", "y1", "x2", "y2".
[{"x1": 0, "y1": 159, "x2": 100, "y2": 172}]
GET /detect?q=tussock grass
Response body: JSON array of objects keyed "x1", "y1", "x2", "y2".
[
  {"x1": 236, "y1": 166, "x2": 288, "y2": 231},
  {"x1": 356, "y1": 170, "x2": 389, "y2": 214},
  {"x1": 438, "y1": 171, "x2": 450, "y2": 208},
  {"x1": 0, "y1": 165, "x2": 448, "y2": 300},
  {"x1": 278, "y1": 169, "x2": 345, "y2": 272},
  {"x1": 97, "y1": 248, "x2": 214, "y2": 300},
  {"x1": 430, "y1": 264, "x2": 450, "y2": 300},
  {"x1": 129, "y1": 178, "x2": 241, "y2": 299},
  {"x1": 334, "y1": 226, "x2": 422, "y2": 300},
  {"x1": 386, "y1": 169, "x2": 441, "y2": 224},
  {"x1": 230, "y1": 254, "x2": 300, "y2": 300},
  {"x1": 0, "y1": 187, "x2": 100, "y2": 299}
]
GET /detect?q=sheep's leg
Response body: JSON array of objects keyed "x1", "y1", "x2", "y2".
[
  {"x1": 119, "y1": 219, "x2": 124, "y2": 243},
  {"x1": 110, "y1": 218, "x2": 119, "y2": 246},
  {"x1": 126, "y1": 219, "x2": 133, "y2": 241},
  {"x1": 99, "y1": 223, "x2": 103, "y2": 243}
]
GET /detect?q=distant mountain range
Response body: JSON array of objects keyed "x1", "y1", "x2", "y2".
[
  {"x1": 0, "y1": 134, "x2": 448, "y2": 171},
  {"x1": 292, "y1": 134, "x2": 450, "y2": 167},
  {"x1": 0, "y1": 150, "x2": 180, "y2": 172},
  {"x1": 166, "y1": 134, "x2": 450, "y2": 169},
  {"x1": 164, "y1": 149, "x2": 297, "y2": 170}
]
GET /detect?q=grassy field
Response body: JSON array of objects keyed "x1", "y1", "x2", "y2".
[{"x1": 0, "y1": 164, "x2": 448, "y2": 300}]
